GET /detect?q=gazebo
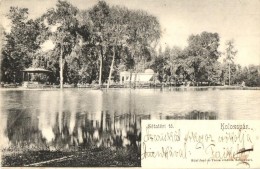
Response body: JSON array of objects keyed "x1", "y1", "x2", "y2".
[{"x1": 21, "y1": 67, "x2": 52, "y2": 88}]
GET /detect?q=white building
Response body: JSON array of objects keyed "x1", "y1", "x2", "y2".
[{"x1": 119, "y1": 69, "x2": 155, "y2": 84}]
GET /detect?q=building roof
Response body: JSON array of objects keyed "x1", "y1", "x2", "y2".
[
  {"x1": 144, "y1": 69, "x2": 154, "y2": 74},
  {"x1": 120, "y1": 69, "x2": 155, "y2": 75},
  {"x1": 22, "y1": 67, "x2": 52, "y2": 73}
]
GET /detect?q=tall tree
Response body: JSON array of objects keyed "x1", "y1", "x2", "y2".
[
  {"x1": 76, "y1": 10, "x2": 98, "y2": 84},
  {"x1": 40, "y1": 0, "x2": 79, "y2": 88},
  {"x1": 125, "y1": 9, "x2": 161, "y2": 87},
  {"x1": 224, "y1": 39, "x2": 237, "y2": 85},
  {"x1": 106, "y1": 6, "x2": 129, "y2": 89},
  {"x1": 1, "y1": 7, "x2": 41, "y2": 83},
  {"x1": 88, "y1": 1, "x2": 111, "y2": 86},
  {"x1": 184, "y1": 32, "x2": 221, "y2": 85}
]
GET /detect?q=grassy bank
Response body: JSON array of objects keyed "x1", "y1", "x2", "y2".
[{"x1": 2, "y1": 147, "x2": 140, "y2": 167}]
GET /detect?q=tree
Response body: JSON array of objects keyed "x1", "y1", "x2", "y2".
[
  {"x1": 88, "y1": 3, "x2": 160, "y2": 88},
  {"x1": 1, "y1": 7, "x2": 41, "y2": 83},
  {"x1": 224, "y1": 39, "x2": 237, "y2": 85},
  {"x1": 88, "y1": 1, "x2": 111, "y2": 86},
  {"x1": 106, "y1": 6, "x2": 133, "y2": 89},
  {"x1": 124, "y1": 9, "x2": 161, "y2": 87},
  {"x1": 40, "y1": 0, "x2": 79, "y2": 88},
  {"x1": 150, "y1": 56, "x2": 168, "y2": 82},
  {"x1": 246, "y1": 65, "x2": 260, "y2": 86},
  {"x1": 184, "y1": 32, "x2": 221, "y2": 85}
]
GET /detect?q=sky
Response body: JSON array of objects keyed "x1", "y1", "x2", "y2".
[{"x1": 1, "y1": 0, "x2": 260, "y2": 66}]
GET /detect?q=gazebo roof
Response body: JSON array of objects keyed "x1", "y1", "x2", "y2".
[{"x1": 22, "y1": 67, "x2": 52, "y2": 73}]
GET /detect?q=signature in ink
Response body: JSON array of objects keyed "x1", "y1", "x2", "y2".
[{"x1": 234, "y1": 147, "x2": 253, "y2": 168}]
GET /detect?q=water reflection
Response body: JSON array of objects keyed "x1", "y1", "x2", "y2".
[
  {"x1": 4, "y1": 108, "x2": 217, "y2": 152},
  {"x1": 1, "y1": 88, "x2": 259, "y2": 166}
]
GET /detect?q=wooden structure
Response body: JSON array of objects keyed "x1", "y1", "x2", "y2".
[{"x1": 22, "y1": 67, "x2": 52, "y2": 88}]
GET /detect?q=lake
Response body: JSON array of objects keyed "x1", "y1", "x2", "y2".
[{"x1": 1, "y1": 88, "x2": 260, "y2": 166}]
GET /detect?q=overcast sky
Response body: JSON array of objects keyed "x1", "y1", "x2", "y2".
[{"x1": 1, "y1": 0, "x2": 260, "y2": 66}]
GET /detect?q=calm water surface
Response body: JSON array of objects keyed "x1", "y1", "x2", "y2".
[{"x1": 1, "y1": 88, "x2": 260, "y2": 151}]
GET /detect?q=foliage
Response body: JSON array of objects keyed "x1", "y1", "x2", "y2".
[
  {"x1": 223, "y1": 39, "x2": 237, "y2": 85},
  {"x1": 183, "y1": 32, "x2": 221, "y2": 84},
  {"x1": 1, "y1": 1, "x2": 260, "y2": 87},
  {"x1": 1, "y1": 7, "x2": 41, "y2": 82}
]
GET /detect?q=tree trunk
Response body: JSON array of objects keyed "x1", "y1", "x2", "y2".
[
  {"x1": 129, "y1": 69, "x2": 132, "y2": 88},
  {"x1": 98, "y1": 46, "x2": 103, "y2": 86},
  {"x1": 60, "y1": 45, "x2": 63, "y2": 89},
  {"x1": 228, "y1": 63, "x2": 231, "y2": 86},
  {"x1": 128, "y1": 51, "x2": 136, "y2": 89},
  {"x1": 134, "y1": 68, "x2": 137, "y2": 89},
  {"x1": 99, "y1": 55, "x2": 102, "y2": 86},
  {"x1": 107, "y1": 46, "x2": 115, "y2": 89},
  {"x1": 133, "y1": 57, "x2": 140, "y2": 89}
]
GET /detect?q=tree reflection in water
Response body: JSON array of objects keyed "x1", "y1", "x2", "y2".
[
  {"x1": 5, "y1": 109, "x2": 217, "y2": 152},
  {"x1": 2, "y1": 90, "x2": 218, "y2": 166}
]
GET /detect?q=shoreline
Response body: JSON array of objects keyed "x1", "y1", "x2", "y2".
[{"x1": 1, "y1": 85, "x2": 260, "y2": 91}]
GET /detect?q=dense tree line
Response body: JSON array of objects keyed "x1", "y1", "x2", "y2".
[
  {"x1": 1, "y1": 0, "x2": 260, "y2": 87},
  {"x1": 153, "y1": 39, "x2": 260, "y2": 87}
]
